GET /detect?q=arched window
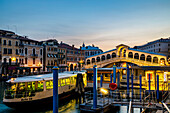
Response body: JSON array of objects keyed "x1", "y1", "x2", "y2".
[
  {"x1": 128, "y1": 52, "x2": 133, "y2": 58},
  {"x1": 9, "y1": 58, "x2": 11, "y2": 65},
  {"x1": 87, "y1": 59, "x2": 90, "y2": 64},
  {"x1": 96, "y1": 57, "x2": 100, "y2": 62},
  {"x1": 112, "y1": 52, "x2": 116, "y2": 58},
  {"x1": 160, "y1": 58, "x2": 165, "y2": 65},
  {"x1": 4, "y1": 58, "x2": 6, "y2": 63},
  {"x1": 92, "y1": 58, "x2": 95, "y2": 63},
  {"x1": 101, "y1": 55, "x2": 105, "y2": 61},
  {"x1": 140, "y1": 54, "x2": 145, "y2": 61},
  {"x1": 107, "y1": 54, "x2": 111, "y2": 59},
  {"x1": 33, "y1": 48, "x2": 35, "y2": 54},
  {"x1": 25, "y1": 48, "x2": 27, "y2": 54},
  {"x1": 134, "y1": 53, "x2": 139, "y2": 59},
  {"x1": 146, "y1": 55, "x2": 152, "y2": 62},
  {"x1": 153, "y1": 57, "x2": 158, "y2": 63}
]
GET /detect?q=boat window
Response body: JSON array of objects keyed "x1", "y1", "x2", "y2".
[
  {"x1": 27, "y1": 82, "x2": 35, "y2": 91},
  {"x1": 61, "y1": 79, "x2": 65, "y2": 86},
  {"x1": 66, "y1": 78, "x2": 70, "y2": 85},
  {"x1": 58, "y1": 79, "x2": 61, "y2": 87},
  {"x1": 46, "y1": 80, "x2": 53, "y2": 90},
  {"x1": 37, "y1": 81, "x2": 43, "y2": 91},
  {"x1": 18, "y1": 82, "x2": 25, "y2": 91}
]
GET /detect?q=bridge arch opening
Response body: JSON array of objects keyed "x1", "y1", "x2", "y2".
[
  {"x1": 134, "y1": 53, "x2": 139, "y2": 59},
  {"x1": 112, "y1": 52, "x2": 116, "y2": 58},
  {"x1": 153, "y1": 57, "x2": 158, "y2": 63},
  {"x1": 96, "y1": 57, "x2": 100, "y2": 62},
  {"x1": 140, "y1": 54, "x2": 145, "y2": 61},
  {"x1": 107, "y1": 54, "x2": 111, "y2": 59},
  {"x1": 101, "y1": 55, "x2": 105, "y2": 61},
  {"x1": 92, "y1": 58, "x2": 95, "y2": 63},
  {"x1": 146, "y1": 55, "x2": 152, "y2": 62},
  {"x1": 160, "y1": 58, "x2": 165, "y2": 65},
  {"x1": 128, "y1": 52, "x2": 133, "y2": 58}
]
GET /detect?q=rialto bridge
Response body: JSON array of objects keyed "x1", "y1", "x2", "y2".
[{"x1": 84, "y1": 44, "x2": 168, "y2": 69}]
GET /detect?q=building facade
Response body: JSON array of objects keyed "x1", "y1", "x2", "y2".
[
  {"x1": 58, "y1": 46, "x2": 67, "y2": 72},
  {"x1": 0, "y1": 30, "x2": 43, "y2": 76},
  {"x1": 134, "y1": 38, "x2": 170, "y2": 63},
  {"x1": 81, "y1": 43, "x2": 103, "y2": 59},
  {"x1": 41, "y1": 39, "x2": 58, "y2": 72},
  {"x1": 18, "y1": 36, "x2": 43, "y2": 75},
  {"x1": 59, "y1": 42, "x2": 85, "y2": 71}
]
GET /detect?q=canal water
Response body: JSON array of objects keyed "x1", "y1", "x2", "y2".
[{"x1": 0, "y1": 81, "x2": 140, "y2": 113}]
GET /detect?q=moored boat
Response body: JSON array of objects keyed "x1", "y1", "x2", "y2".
[{"x1": 3, "y1": 71, "x2": 87, "y2": 109}]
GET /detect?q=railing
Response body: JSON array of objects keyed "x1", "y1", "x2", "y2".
[
  {"x1": 162, "y1": 101, "x2": 170, "y2": 113},
  {"x1": 128, "y1": 101, "x2": 132, "y2": 113},
  {"x1": 30, "y1": 54, "x2": 38, "y2": 57},
  {"x1": 85, "y1": 57, "x2": 160, "y2": 68}
]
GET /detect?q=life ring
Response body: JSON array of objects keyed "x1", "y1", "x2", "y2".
[{"x1": 109, "y1": 83, "x2": 117, "y2": 91}]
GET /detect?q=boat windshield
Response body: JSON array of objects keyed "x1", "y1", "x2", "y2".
[{"x1": 5, "y1": 81, "x2": 44, "y2": 99}]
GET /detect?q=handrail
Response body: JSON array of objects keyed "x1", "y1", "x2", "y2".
[
  {"x1": 144, "y1": 94, "x2": 150, "y2": 101},
  {"x1": 128, "y1": 101, "x2": 132, "y2": 113},
  {"x1": 141, "y1": 104, "x2": 150, "y2": 113},
  {"x1": 162, "y1": 101, "x2": 170, "y2": 113}
]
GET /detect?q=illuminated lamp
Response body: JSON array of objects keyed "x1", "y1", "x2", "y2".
[
  {"x1": 11, "y1": 57, "x2": 16, "y2": 62},
  {"x1": 100, "y1": 88, "x2": 108, "y2": 95}
]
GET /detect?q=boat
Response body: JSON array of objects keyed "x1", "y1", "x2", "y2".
[{"x1": 3, "y1": 71, "x2": 87, "y2": 109}]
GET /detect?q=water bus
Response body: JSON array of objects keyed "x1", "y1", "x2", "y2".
[{"x1": 3, "y1": 71, "x2": 87, "y2": 109}]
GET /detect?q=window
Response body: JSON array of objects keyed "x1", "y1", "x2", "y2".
[
  {"x1": 40, "y1": 49, "x2": 42, "y2": 55},
  {"x1": 9, "y1": 58, "x2": 11, "y2": 65},
  {"x1": 3, "y1": 40, "x2": 6, "y2": 45},
  {"x1": 16, "y1": 49, "x2": 19, "y2": 55},
  {"x1": 159, "y1": 48, "x2": 161, "y2": 52},
  {"x1": 33, "y1": 58, "x2": 35, "y2": 64},
  {"x1": 3, "y1": 48, "x2": 7, "y2": 54},
  {"x1": 22, "y1": 59, "x2": 24, "y2": 64},
  {"x1": 25, "y1": 58, "x2": 27, "y2": 64},
  {"x1": 33, "y1": 48, "x2": 35, "y2": 54},
  {"x1": 8, "y1": 40, "x2": 12, "y2": 46},
  {"x1": 15, "y1": 41, "x2": 18, "y2": 46},
  {"x1": 25, "y1": 48, "x2": 27, "y2": 54},
  {"x1": 40, "y1": 58, "x2": 42, "y2": 64},
  {"x1": 8, "y1": 49, "x2": 12, "y2": 54}
]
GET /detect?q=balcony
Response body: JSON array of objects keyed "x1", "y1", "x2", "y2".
[
  {"x1": 30, "y1": 54, "x2": 38, "y2": 58},
  {"x1": 58, "y1": 55, "x2": 65, "y2": 60},
  {"x1": 19, "y1": 53, "x2": 24, "y2": 57},
  {"x1": 58, "y1": 52, "x2": 64, "y2": 54}
]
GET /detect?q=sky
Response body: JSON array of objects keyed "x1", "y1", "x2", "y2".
[{"x1": 1, "y1": 0, "x2": 170, "y2": 51}]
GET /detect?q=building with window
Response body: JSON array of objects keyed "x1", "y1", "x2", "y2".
[
  {"x1": 0, "y1": 30, "x2": 43, "y2": 76},
  {"x1": 58, "y1": 45, "x2": 67, "y2": 72},
  {"x1": 134, "y1": 38, "x2": 170, "y2": 64},
  {"x1": 0, "y1": 30, "x2": 20, "y2": 76},
  {"x1": 18, "y1": 36, "x2": 43, "y2": 74},
  {"x1": 59, "y1": 42, "x2": 85, "y2": 71},
  {"x1": 40, "y1": 39, "x2": 58, "y2": 72},
  {"x1": 81, "y1": 43, "x2": 103, "y2": 59}
]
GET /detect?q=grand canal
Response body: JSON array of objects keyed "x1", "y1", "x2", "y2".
[{"x1": 0, "y1": 81, "x2": 140, "y2": 113}]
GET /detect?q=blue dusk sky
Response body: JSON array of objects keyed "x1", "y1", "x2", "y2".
[{"x1": 0, "y1": 0, "x2": 170, "y2": 51}]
